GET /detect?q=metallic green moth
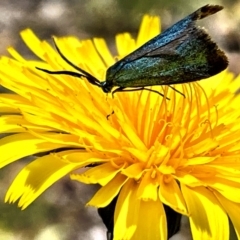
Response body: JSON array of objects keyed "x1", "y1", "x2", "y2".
[{"x1": 37, "y1": 4, "x2": 228, "y2": 96}]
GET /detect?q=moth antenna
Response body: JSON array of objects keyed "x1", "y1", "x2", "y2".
[
  {"x1": 36, "y1": 38, "x2": 102, "y2": 87},
  {"x1": 36, "y1": 68, "x2": 87, "y2": 79},
  {"x1": 52, "y1": 37, "x2": 100, "y2": 84},
  {"x1": 36, "y1": 65, "x2": 101, "y2": 86}
]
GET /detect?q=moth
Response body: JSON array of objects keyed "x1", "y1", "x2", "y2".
[{"x1": 37, "y1": 4, "x2": 228, "y2": 96}]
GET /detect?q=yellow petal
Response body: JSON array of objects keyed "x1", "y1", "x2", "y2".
[
  {"x1": 0, "y1": 133, "x2": 67, "y2": 168},
  {"x1": 114, "y1": 180, "x2": 167, "y2": 240},
  {"x1": 71, "y1": 162, "x2": 121, "y2": 185},
  {"x1": 5, "y1": 151, "x2": 81, "y2": 209},
  {"x1": 116, "y1": 33, "x2": 135, "y2": 57},
  {"x1": 131, "y1": 199, "x2": 167, "y2": 240},
  {"x1": 93, "y1": 38, "x2": 115, "y2": 67},
  {"x1": 87, "y1": 173, "x2": 127, "y2": 207},
  {"x1": 159, "y1": 177, "x2": 188, "y2": 215},
  {"x1": 182, "y1": 185, "x2": 229, "y2": 240},
  {"x1": 136, "y1": 15, "x2": 160, "y2": 47},
  {"x1": 114, "y1": 180, "x2": 139, "y2": 239},
  {"x1": 215, "y1": 191, "x2": 240, "y2": 239},
  {"x1": 137, "y1": 170, "x2": 158, "y2": 201}
]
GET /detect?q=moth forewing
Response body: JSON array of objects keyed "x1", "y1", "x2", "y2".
[{"x1": 106, "y1": 4, "x2": 228, "y2": 90}]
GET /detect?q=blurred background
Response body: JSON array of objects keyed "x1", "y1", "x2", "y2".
[{"x1": 0, "y1": 0, "x2": 239, "y2": 239}]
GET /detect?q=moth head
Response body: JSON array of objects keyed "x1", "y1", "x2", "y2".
[{"x1": 100, "y1": 81, "x2": 113, "y2": 93}]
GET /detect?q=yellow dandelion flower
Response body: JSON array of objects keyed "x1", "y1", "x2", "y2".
[{"x1": 0, "y1": 13, "x2": 240, "y2": 240}]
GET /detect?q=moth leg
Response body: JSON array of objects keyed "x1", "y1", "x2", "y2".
[
  {"x1": 106, "y1": 110, "x2": 114, "y2": 120},
  {"x1": 107, "y1": 87, "x2": 144, "y2": 119},
  {"x1": 126, "y1": 87, "x2": 170, "y2": 99},
  {"x1": 142, "y1": 88, "x2": 167, "y2": 98},
  {"x1": 111, "y1": 87, "x2": 124, "y2": 98},
  {"x1": 112, "y1": 87, "x2": 170, "y2": 100},
  {"x1": 168, "y1": 86, "x2": 186, "y2": 98},
  {"x1": 111, "y1": 87, "x2": 144, "y2": 98}
]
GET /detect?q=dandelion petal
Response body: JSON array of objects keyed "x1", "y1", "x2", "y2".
[
  {"x1": 182, "y1": 185, "x2": 229, "y2": 240},
  {"x1": 5, "y1": 152, "x2": 81, "y2": 209}
]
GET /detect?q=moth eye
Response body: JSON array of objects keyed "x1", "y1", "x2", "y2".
[{"x1": 101, "y1": 81, "x2": 112, "y2": 93}]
